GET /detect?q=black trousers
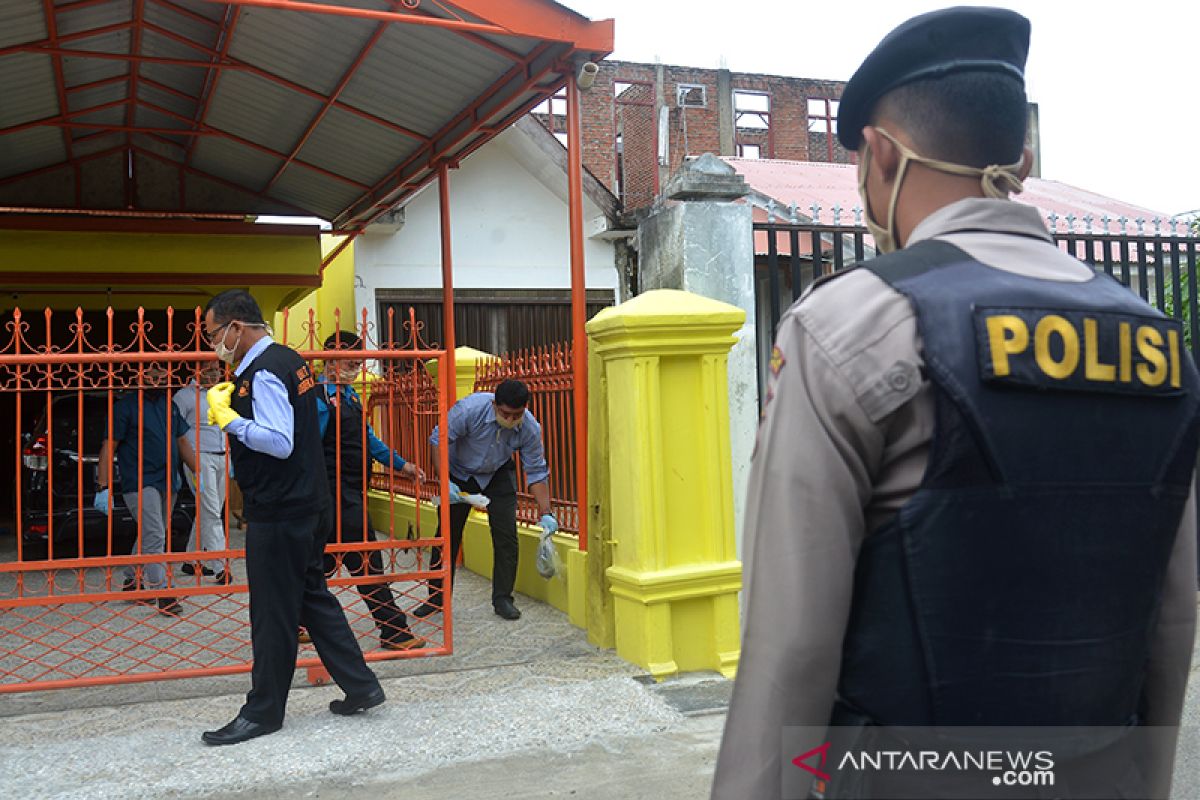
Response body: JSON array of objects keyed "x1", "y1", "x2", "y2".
[
  {"x1": 428, "y1": 466, "x2": 519, "y2": 606},
  {"x1": 239, "y1": 506, "x2": 379, "y2": 726},
  {"x1": 323, "y1": 498, "x2": 411, "y2": 644}
]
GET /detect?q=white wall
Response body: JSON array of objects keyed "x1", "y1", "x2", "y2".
[{"x1": 354, "y1": 127, "x2": 619, "y2": 334}]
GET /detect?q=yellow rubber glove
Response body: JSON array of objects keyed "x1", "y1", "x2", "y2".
[{"x1": 206, "y1": 382, "x2": 241, "y2": 430}]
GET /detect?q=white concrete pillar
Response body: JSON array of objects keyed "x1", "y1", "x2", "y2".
[{"x1": 636, "y1": 154, "x2": 756, "y2": 566}]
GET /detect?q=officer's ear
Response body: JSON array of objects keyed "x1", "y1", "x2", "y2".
[
  {"x1": 861, "y1": 126, "x2": 901, "y2": 183},
  {"x1": 1017, "y1": 145, "x2": 1034, "y2": 181}
]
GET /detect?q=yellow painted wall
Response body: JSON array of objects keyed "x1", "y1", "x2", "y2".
[
  {"x1": 274, "y1": 235, "x2": 357, "y2": 348},
  {"x1": 0, "y1": 226, "x2": 322, "y2": 314}
]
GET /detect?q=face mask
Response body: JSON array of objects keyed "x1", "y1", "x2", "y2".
[
  {"x1": 857, "y1": 127, "x2": 1025, "y2": 254},
  {"x1": 214, "y1": 325, "x2": 243, "y2": 366},
  {"x1": 857, "y1": 143, "x2": 896, "y2": 255},
  {"x1": 331, "y1": 362, "x2": 363, "y2": 383},
  {"x1": 494, "y1": 407, "x2": 522, "y2": 430}
]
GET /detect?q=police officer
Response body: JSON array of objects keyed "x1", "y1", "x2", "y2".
[
  {"x1": 316, "y1": 331, "x2": 423, "y2": 651},
  {"x1": 712, "y1": 8, "x2": 1199, "y2": 799},
  {"x1": 200, "y1": 290, "x2": 385, "y2": 746}
]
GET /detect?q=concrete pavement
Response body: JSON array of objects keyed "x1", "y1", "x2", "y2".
[
  {"x1": 6, "y1": 562, "x2": 1200, "y2": 799},
  {"x1": 0, "y1": 570, "x2": 730, "y2": 800}
]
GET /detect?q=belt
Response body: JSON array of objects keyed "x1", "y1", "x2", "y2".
[{"x1": 202, "y1": 450, "x2": 227, "y2": 455}]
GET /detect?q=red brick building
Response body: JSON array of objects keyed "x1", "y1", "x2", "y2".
[
  {"x1": 535, "y1": 60, "x2": 851, "y2": 213},
  {"x1": 535, "y1": 59, "x2": 1041, "y2": 215}
]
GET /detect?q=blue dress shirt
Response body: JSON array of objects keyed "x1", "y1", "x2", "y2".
[
  {"x1": 315, "y1": 375, "x2": 407, "y2": 470},
  {"x1": 223, "y1": 337, "x2": 295, "y2": 460},
  {"x1": 429, "y1": 392, "x2": 549, "y2": 488},
  {"x1": 108, "y1": 391, "x2": 190, "y2": 494}
]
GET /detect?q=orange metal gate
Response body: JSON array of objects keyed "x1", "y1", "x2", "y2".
[{"x1": 0, "y1": 305, "x2": 454, "y2": 693}]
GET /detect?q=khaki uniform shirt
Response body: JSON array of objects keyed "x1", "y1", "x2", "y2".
[{"x1": 711, "y1": 198, "x2": 1198, "y2": 799}]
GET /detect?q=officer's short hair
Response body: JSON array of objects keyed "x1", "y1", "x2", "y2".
[
  {"x1": 872, "y1": 72, "x2": 1028, "y2": 168},
  {"x1": 323, "y1": 331, "x2": 363, "y2": 350},
  {"x1": 494, "y1": 379, "x2": 530, "y2": 409},
  {"x1": 205, "y1": 289, "x2": 266, "y2": 326}
]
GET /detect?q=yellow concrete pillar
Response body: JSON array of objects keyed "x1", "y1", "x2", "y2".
[
  {"x1": 586, "y1": 289, "x2": 744, "y2": 679},
  {"x1": 424, "y1": 345, "x2": 495, "y2": 401},
  {"x1": 585, "y1": 345, "x2": 616, "y2": 649}
]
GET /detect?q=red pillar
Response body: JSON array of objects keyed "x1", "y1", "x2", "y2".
[
  {"x1": 567, "y1": 71, "x2": 589, "y2": 552},
  {"x1": 438, "y1": 161, "x2": 457, "y2": 402}
]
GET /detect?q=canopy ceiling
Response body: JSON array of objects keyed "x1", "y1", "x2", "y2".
[{"x1": 0, "y1": 0, "x2": 613, "y2": 231}]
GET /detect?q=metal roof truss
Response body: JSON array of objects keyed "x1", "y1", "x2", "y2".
[{"x1": 0, "y1": 0, "x2": 613, "y2": 229}]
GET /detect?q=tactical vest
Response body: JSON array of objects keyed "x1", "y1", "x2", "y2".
[
  {"x1": 836, "y1": 240, "x2": 1200, "y2": 732},
  {"x1": 229, "y1": 343, "x2": 329, "y2": 523}
]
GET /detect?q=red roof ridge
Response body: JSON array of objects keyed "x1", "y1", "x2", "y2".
[{"x1": 724, "y1": 157, "x2": 858, "y2": 170}]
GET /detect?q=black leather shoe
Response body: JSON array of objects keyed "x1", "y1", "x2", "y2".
[
  {"x1": 182, "y1": 563, "x2": 214, "y2": 577},
  {"x1": 122, "y1": 579, "x2": 150, "y2": 605},
  {"x1": 157, "y1": 597, "x2": 183, "y2": 616},
  {"x1": 493, "y1": 598, "x2": 521, "y2": 620},
  {"x1": 380, "y1": 630, "x2": 424, "y2": 651},
  {"x1": 411, "y1": 600, "x2": 442, "y2": 618},
  {"x1": 201, "y1": 716, "x2": 281, "y2": 746},
  {"x1": 329, "y1": 686, "x2": 386, "y2": 716},
  {"x1": 213, "y1": 570, "x2": 231, "y2": 585}
]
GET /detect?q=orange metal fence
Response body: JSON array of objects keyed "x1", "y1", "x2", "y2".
[
  {"x1": 0, "y1": 305, "x2": 453, "y2": 693},
  {"x1": 368, "y1": 361, "x2": 441, "y2": 509},
  {"x1": 474, "y1": 343, "x2": 579, "y2": 533}
]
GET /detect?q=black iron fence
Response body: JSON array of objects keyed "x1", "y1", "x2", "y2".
[{"x1": 754, "y1": 220, "x2": 1200, "y2": 401}]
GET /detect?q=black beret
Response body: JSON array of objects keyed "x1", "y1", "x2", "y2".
[{"x1": 837, "y1": 6, "x2": 1030, "y2": 150}]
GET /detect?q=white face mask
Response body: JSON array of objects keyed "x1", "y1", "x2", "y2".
[
  {"x1": 214, "y1": 326, "x2": 243, "y2": 366},
  {"x1": 494, "y1": 404, "x2": 523, "y2": 430},
  {"x1": 857, "y1": 127, "x2": 1026, "y2": 254}
]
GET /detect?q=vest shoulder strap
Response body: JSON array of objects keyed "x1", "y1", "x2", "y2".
[
  {"x1": 861, "y1": 239, "x2": 971, "y2": 288},
  {"x1": 806, "y1": 265, "x2": 860, "y2": 294},
  {"x1": 807, "y1": 240, "x2": 970, "y2": 297}
]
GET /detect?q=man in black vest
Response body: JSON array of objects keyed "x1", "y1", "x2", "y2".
[
  {"x1": 314, "y1": 331, "x2": 423, "y2": 651},
  {"x1": 714, "y1": 8, "x2": 1199, "y2": 799},
  {"x1": 199, "y1": 290, "x2": 384, "y2": 746}
]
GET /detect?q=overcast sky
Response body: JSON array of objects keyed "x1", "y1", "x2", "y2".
[{"x1": 563, "y1": 0, "x2": 1199, "y2": 218}]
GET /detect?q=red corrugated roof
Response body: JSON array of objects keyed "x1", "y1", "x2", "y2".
[{"x1": 731, "y1": 158, "x2": 1184, "y2": 259}]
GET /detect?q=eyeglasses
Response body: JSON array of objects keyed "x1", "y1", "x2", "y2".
[{"x1": 202, "y1": 322, "x2": 232, "y2": 346}]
